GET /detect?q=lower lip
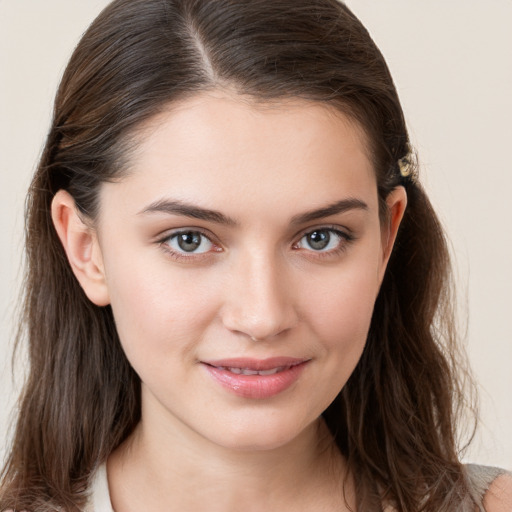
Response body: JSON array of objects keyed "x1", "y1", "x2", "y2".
[{"x1": 202, "y1": 362, "x2": 308, "y2": 399}]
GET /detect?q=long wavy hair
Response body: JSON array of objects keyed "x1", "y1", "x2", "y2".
[{"x1": 1, "y1": 0, "x2": 477, "y2": 510}]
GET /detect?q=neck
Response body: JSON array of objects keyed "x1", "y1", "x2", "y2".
[{"x1": 108, "y1": 405, "x2": 351, "y2": 511}]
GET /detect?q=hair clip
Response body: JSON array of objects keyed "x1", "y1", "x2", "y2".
[{"x1": 397, "y1": 147, "x2": 418, "y2": 184}]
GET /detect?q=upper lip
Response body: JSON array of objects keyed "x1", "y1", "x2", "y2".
[{"x1": 201, "y1": 357, "x2": 309, "y2": 371}]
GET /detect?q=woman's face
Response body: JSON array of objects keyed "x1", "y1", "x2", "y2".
[{"x1": 90, "y1": 92, "x2": 405, "y2": 451}]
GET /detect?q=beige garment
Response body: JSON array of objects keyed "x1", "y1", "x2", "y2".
[
  {"x1": 465, "y1": 464, "x2": 510, "y2": 512},
  {"x1": 85, "y1": 463, "x2": 509, "y2": 512}
]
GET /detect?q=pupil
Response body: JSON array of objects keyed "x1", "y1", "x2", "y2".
[
  {"x1": 308, "y1": 230, "x2": 330, "y2": 250},
  {"x1": 177, "y1": 232, "x2": 201, "y2": 252}
]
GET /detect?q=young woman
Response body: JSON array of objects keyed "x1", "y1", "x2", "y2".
[{"x1": 1, "y1": 0, "x2": 510, "y2": 511}]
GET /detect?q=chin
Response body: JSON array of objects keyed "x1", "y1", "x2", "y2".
[{"x1": 199, "y1": 413, "x2": 321, "y2": 453}]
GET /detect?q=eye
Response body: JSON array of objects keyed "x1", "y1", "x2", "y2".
[
  {"x1": 295, "y1": 228, "x2": 348, "y2": 252},
  {"x1": 165, "y1": 231, "x2": 214, "y2": 254}
]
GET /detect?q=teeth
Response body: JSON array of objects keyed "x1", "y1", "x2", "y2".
[
  {"x1": 241, "y1": 368, "x2": 259, "y2": 375},
  {"x1": 222, "y1": 366, "x2": 288, "y2": 376},
  {"x1": 258, "y1": 367, "x2": 281, "y2": 375}
]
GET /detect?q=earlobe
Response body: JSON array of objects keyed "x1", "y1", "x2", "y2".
[
  {"x1": 379, "y1": 186, "x2": 407, "y2": 279},
  {"x1": 51, "y1": 190, "x2": 110, "y2": 306}
]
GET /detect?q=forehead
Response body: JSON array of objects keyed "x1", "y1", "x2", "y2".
[{"x1": 100, "y1": 91, "x2": 377, "y2": 220}]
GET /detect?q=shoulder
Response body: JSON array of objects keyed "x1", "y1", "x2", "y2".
[
  {"x1": 464, "y1": 463, "x2": 512, "y2": 511},
  {"x1": 483, "y1": 472, "x2": 512, "y2": 512}
]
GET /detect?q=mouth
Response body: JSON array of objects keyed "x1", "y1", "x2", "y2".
[
  {"x1": 210, "y1": 365, "x2": 295, "y2": 376},
  {"x1": 203, "y1": 357, "x2": 308, "y2": 370},
  {"x1": 201, "y1": 357, "x2": 310, "y2": 399}
]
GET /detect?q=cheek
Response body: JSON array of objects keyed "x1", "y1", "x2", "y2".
[
  {"x1": 301, "y1": 251, "x2": 382, "y2": 381},
  {"x1": 103, "y1": 253, "x2": 220, "y2": 369},
  {"x1": 306, "y1": 254, "x2": 381, "y2": 336}
]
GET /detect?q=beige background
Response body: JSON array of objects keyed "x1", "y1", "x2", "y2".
[{"x1": 1, "y1": 1, "x2": 511, "y2": 468}]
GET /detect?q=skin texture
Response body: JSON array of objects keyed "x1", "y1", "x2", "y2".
[
  {"x1": 483, "y1": 474, "x2": 512, "y2": 512},
  {"x1": 52, "y1": 92, "x2": 408, "y2": 511}
]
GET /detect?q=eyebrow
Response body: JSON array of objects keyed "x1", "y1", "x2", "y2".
[
  {"x1": 139, "y1": 197, "x2": 368, "y2": 226},
  {"x1": 139, "y1": 199, "x2": 238, "y2": 226},
  {"x1": 290, "y1": 198, "x2": 368, "y2": 225}
]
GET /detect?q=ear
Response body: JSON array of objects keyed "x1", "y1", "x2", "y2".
[
  {"x1": 51, "y1": 190, "x2": 110, "y2": 306},
  {"x1": 378, "y1": 186, "x2": 407, "y2": 281}
]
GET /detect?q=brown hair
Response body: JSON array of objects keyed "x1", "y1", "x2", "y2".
[{"x1": 1, "y1": 0, "x2": 476, "y2": 510}]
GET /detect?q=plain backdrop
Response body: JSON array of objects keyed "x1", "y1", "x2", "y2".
[{"x1": 1, "y1": 0, "x2": 511, "y2": 469}]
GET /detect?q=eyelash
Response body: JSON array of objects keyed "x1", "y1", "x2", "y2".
[
  {"x1": 157, "y1": 229, "x2": 221, "y2": 262},
  {"x1": 157, "y1": 226, "x2": 354, "y2": 262},
  {"x1": 293, "y1": 226, "x2": 354, "y2": 258}
]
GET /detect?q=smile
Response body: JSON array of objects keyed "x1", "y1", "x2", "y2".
[
  {"x1": 201, "y1": 358, "x2": 310, "y2": 399},
  {"x1": 212, "y1": 364, "x2": 299, "y2": 376}
]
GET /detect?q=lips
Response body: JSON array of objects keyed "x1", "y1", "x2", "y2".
[
  {"x1": 201, "y1": 357, "x2": 310, "y2": 399},
  {"x1": 215, "y1": 366, "x2": 288, "y2": 376}
]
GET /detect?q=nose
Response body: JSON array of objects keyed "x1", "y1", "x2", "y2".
[{"x1": 220, "y1": 251, "x2": 299, "y2": 341}]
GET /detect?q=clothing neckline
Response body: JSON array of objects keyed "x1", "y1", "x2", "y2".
[{"x1": 87, "y1": 462, "x2": 508, "y2": 512}]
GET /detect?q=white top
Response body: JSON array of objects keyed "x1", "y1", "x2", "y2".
[{"x1": 86, "y1": 464, "x2": 114, "y2": 512}]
